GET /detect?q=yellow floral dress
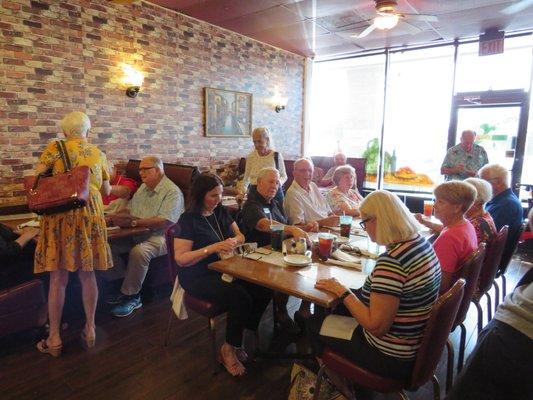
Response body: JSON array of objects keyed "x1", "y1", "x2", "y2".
[{"x1": 34, "y1": 138, "x2": 113, "y2": 272}]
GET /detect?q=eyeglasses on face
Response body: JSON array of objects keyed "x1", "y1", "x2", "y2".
[
  {"x1": 359, "y1": 217, "x2": 373, "y2": 230},
  {"x1": 139, "y1": 166, "x2": 155, "y2": 172}
]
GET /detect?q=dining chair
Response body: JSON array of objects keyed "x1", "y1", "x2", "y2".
[
  {"x1": 313, "y1": 279, "x2": 465, "y2": 400},
  {"x1": 472, "y1": 226, "x2": 508, "y2": 335},
  {"x1": 445, "y1": 243, "x2": 486, "y2": 392},
  {"x1": 493, "y1": 221, "x2": 527, "y2": 308},
  {"x1": 163, "y1": 223, "x2": 227, "y2": 372}
]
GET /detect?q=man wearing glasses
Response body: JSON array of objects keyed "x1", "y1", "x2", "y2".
[
  {"x1": 441, "y1": 130, "x2": 488, "y2": 181},
  {"x1": 105, "y1": 156, "x2": 184, "y2": 317}
]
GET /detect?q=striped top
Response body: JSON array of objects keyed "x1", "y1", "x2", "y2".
[{"x1": 355, "y1": 235, "x2": 441, "y2": 360}]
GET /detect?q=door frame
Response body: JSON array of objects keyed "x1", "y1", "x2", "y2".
[{"x1": 448, "y1": 89, "x2": 530, "y2": 194}]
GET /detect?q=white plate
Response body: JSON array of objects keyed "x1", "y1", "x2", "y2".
[
  {"x1": 336, "y1": 236, "x2": 350, "y2": 244},
  {"x1": 283, "y1": 254, "x2": 312, "y2": 267}
]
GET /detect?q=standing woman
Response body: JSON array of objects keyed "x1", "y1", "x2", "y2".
[
  {"x1": 34, "y1": 111, "x2": 112, "y2": 356},
  {"x1": 174, "y1": 173, "x2": 272, "y2": 377},
  {"x1": 238, "y1": 127, "x2": 287, "y2": 203}
]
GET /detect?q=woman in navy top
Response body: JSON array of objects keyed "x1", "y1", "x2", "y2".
[{"x1": 173, "y1": 173, "x2": 272, "y2": 377}]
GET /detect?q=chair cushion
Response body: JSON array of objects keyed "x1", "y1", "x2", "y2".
[
  {"x1": 184, "y1": 293, "x2": 226, "y2": 318},
  {"x1": 322, "y1": 348, "x2": 405, "y2": 393}
]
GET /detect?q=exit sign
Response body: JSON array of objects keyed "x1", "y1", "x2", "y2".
[{"x1": 479, "y1": 30, "x2": 505, "y2": 56}]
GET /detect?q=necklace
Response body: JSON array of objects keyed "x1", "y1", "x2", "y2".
[{"x1": 203, "y1": 212, "x2": 225, "y2": 242}]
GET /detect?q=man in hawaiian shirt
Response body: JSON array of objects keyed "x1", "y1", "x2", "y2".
[{"x1": 441, "y1": 130, "x2": 489, "y2": 181}]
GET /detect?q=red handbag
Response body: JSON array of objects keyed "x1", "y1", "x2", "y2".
[{"x1": 24, "y1": 140, "x2": 90, "y2": 215}]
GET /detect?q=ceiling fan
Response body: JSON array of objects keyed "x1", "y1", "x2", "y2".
[
  {"x1": 356, "y1": 0, "x2": 438, "y2": 39},
  {"x1": 501, "y1": 0, "x2": 533, "y2": 14}
]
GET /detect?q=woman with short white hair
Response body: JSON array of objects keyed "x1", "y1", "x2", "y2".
[
  {"x1": 464, "y1": 177, "x2": 497, "y2": 243},
  {"x1": 308, "y1": 190, "x2": 441, "y2": 384},
  {"x1": 33, "y1": 111, "x2": 112, "y2": 356},
  {"x1": 238, "y1": 127, "x2": 287, "y2": 203},
  {"x1": 326, "y1": 165, "x2": 363, "y2": 216}
]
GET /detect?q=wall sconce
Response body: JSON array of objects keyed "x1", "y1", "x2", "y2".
[
  {"x1": 122, "y1": 64, "x2": 144, "y2": 98},
  {"x1": 273, "y1": 94, "x2": 288, "y2": 113}
]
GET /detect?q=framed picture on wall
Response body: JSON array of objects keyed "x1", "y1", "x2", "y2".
[{"x1": 205, "y1": 87, "x2": 252, "y2": 137}]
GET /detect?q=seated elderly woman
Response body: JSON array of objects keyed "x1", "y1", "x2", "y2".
[
  {"x1": 326, "y1": 165, "x2": 364, "y2": 217},
  {"x1": 416, "y1": 178, "x2": 497, "y2": 245},
  {"x1": 173, "y1": 173, "x2": 272, "y2": 377},
  {"x1": 416, "y1": 181, "x2": 477, "y2": 293},
  {"x1": 308, "y1": 190, "x2": 441, "y2": 384}
]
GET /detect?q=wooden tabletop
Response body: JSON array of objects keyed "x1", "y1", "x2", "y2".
[{"x1": 209, "y1": 238, "x2": 374, "y2": 308}]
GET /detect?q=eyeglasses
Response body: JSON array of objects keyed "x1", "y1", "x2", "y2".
[
  {"x1": 359, "y1": 217, "x2": 373, "y2": 230},
  {"x1": 139, "y1": 167, "x2": 155, "y2": 172}
]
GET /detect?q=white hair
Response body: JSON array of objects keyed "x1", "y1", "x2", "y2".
[
  {"x1": 293, "y1": 157, "x2": 314, "y2": 169},
  {"x1": 479, "y1": 163, "x2": 509, "y2": 187},
  {"x1": 252, "y1": 127, "x2": 273, "y2": 148},
  {"x1": 257, "y1": 167, "x2": 279, "y2": 181},
  {"x1": 60, "y1": 111, "x2": 91, "y2": 137},
  {"x1": 143, "y1": 156, "x2": 164, "y2": 173},
  {"x1": 332, "y1": 165, "x2": 356, "y2": 186},
  {"x1": 464, "y1": 177, "x2": 493, "y2": 205},
  {"x1": 359, "y1": 190, "x2": 419, "y2": 246}
]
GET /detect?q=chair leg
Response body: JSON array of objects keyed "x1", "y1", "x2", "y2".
[
  {"x1": 398, "y1": 391, "x2": 409, "y2": 400},
  {"x1": 493, "y1": 280, "x2": 500, "y2": 311},
  {"x1": 313, "y1": 364, "x2": 326, "y2": 400},
  {"x1": 457, "y1": 323, "x2": 466, "y2": 372},
  {"x1": 445, "y1": 338, "x2": 455, "y2": 393},
  {"x1": 486, "y1": 292, "x2": 493, "y2": 321},
  {"x1": 431, "y1": 374, "x2": 441, "y2": 400},
  {"x1": 164, "y1": 308, "x2": 175, "y2": 346},
  {"x1": 209, "y1": 317, "x2": 219, "y2": 374},
  {"x1": 473, "y1": 299, "x2": 483, "y2": 337},
  {"x1": 501, "y1": 274, "x2": 507, "y2": 300}
]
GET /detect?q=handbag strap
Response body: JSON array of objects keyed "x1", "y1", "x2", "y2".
[{"x1": 56, "y1": 140, "x2": 72, "y2": 171}]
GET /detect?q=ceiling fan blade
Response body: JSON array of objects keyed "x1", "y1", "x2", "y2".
[
  {"x1": 400, "y1": 13, "x2": 438, "y2": 22},
  {"x1": 501, "y1": 0, "x2": 533, "y2": 15},
  {"x1": 358, "y1": 23, "x2": 377, "y2": 38},
  {"x1": 401, "y1": 20, "x2": 423, "y2": 35}
]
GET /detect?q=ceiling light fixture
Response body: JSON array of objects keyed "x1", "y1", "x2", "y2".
[{"x1": 374, "y1": 14, "x2": 399, "y2": 30}]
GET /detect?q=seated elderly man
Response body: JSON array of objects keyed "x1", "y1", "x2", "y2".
[
  {"x1": 284, "y1": 158, "x2": 339, "y2": 232},
  {"x1": 106, "y1": 156, "x2": 184, "y2": 317},
  {"x1": 479, "y1": 164, "x2": 523, "y2": 253},
  {"x1": 102, "y1": 160, "x2": 138, "y2": 214},
  {"x1": 241, "y1": 167, "x2": 310, "y2": 329},
  {"x1": 441, "y1": 130, "x2": 488, "y2": 181},
  {"x1": 318, "y1": 151, "x2": 347, "y2": 187}
]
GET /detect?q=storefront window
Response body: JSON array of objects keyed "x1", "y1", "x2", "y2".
[
  {"x1": 309, "y1": 55, "x2": 386, "y2": 188},
  {"x1": 382, "y1": 46, "x2": 455, "y2": 192}
]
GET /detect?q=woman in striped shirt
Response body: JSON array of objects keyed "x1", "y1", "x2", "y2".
[{"x1": 308, "y1": 190, "x2": 441, "y2": 382}]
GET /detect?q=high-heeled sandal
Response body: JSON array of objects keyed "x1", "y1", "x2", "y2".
[
  {"x1": 235, "y1": 348, "x2": 248, "y2": 363},
  {"x1": 36, "y1": 339, "x2": 62, "y2": 357},
  {"x1": 80, "y1": 330, "x2": 95, "y2": 350},
  {"x1": 217, "y1": 348, "x2": 246, "y2": 377}
]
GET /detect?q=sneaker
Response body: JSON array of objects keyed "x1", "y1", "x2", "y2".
[
  {"x1": 110, "y1": 295, "x2": 142, "y2": 318},
  {"x1": 106, "y1": 292, "x2": 127, "y2": 305}
]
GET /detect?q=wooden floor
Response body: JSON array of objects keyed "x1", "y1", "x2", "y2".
[{"x1": 1, "y1": 256, "x2": 530, "y2": 400}]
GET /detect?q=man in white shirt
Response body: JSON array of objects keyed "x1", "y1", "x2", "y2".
[{"x1": 284, "y1": 158, "x2": 339, "y2": 231}]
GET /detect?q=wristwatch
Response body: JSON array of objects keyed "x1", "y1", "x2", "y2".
[
  {"x1": 339, "y1": 290, "x2": 352, "y2": 302},
  {"x1": 130, "y1": 219, "x2": 138, "y2": 228}
]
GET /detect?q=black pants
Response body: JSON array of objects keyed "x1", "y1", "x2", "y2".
[
  {"x1": 183, "y1": 273, "x2": 272, "y2": 347},
  {"x1": 307, "y1": 304, "x2": 414, "y2": 382},
  {"x1": 447, "y1": 319, "x2": 533, "y2": 400}
]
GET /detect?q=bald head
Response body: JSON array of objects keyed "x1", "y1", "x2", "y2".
[{"x1": 460, "y1": 130, "x2": 476, "y2": 152}]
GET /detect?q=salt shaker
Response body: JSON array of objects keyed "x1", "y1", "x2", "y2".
[{"x1": 296, "y1": 238, "x2": 307, "y2": 254}]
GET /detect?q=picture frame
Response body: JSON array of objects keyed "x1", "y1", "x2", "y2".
[{"x1": 205, "y1": 87, "x2": 252, "y2": 137}]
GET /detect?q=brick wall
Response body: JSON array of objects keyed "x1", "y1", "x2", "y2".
[{"x1": 0, "y1": 0, "x2": 304, "y2": 206}]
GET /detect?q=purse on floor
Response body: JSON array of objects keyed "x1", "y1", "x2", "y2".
[
  {"x1": 24, "y1": 140, "x2": 90, "y2": 215},
  {"x1": 288, "y1": 363, "x2": 345, "y2": 400}
]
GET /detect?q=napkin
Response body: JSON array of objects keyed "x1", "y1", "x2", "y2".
[
  {"x1": 17, "y1": 220, "x2": 40, "y2": 229},
  {"x1": 325, "y1": 258, "x2": 362, "y2": 271}
]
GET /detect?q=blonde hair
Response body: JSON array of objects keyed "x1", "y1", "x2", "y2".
[
  {"x1": 332, "y1": 165, "x2": 356, "y2": 186},
  {"x1": 434, "y1": 181, "x2": 476, "y2": 212},
  {"x1": 60, "y1": 111, "x2": 91, "y2": 137},
  {"x1": 359, "y1": 190, "x2": 419, "y2": 246},
  {"x1": 464, "y1": 177, "x2": 492, "y2": 205}
]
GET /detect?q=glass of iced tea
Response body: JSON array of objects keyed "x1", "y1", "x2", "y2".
[
  {"x1": 317, "y1": 232, "x2": 335, "y2": 261},
  {"x1": 423, "y1": 200, "x2": 434, "y2": 217},
  {"x1": 339, "y1": 215, "x2": 353, "y2": 238}
]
